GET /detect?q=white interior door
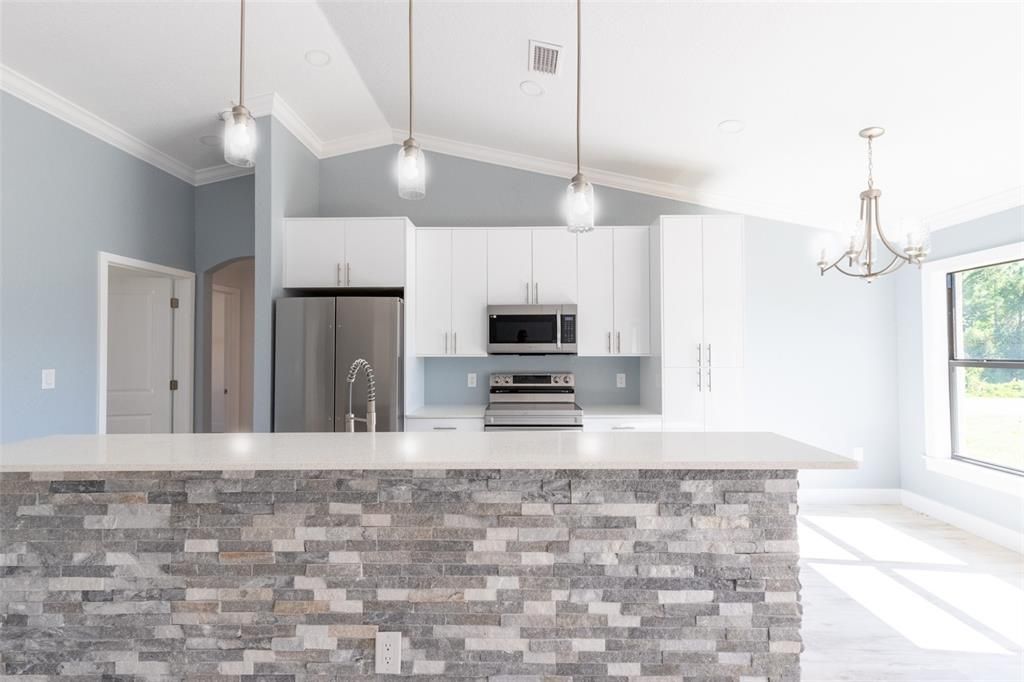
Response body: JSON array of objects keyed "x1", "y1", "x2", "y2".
[
  {"x1": 578, "y1": 228, "x2": 614, "y2": 356},
  {"x1": 531, "y1": 229, "x2": 578, "y2": 303},
  {"x1": 345, "y1": 218, "x2": 407, "y2": 287},
  {"x1": 451, "y1": 229, "x2": 488, "y2": 355},
  {"x1": 211, "y1": 286, "x2": 241, "y2": 432},
  {"x1": 701, "y1": 215, "x2": 744, "y2": 367},
  {"x1": 106, "y1": 268, "x2": 174, "y2": 433},
  {"x1": 661, "y1": 217, "x2": 703, "y2": 367},
  {"x1": 612, "y1": 227, "x2": 651, "y2": 355},
  {"x1": 415, "y1": 229, "x2": 453, "y2": 356},
  {"x1": 282, "y1": 219, "x2": 347, "y2": 288},
  {"x1": 487, "y1": 229, "x2": 533, "y2": 304}
]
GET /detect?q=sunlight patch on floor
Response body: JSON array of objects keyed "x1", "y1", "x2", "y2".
[{"x1": 803, "y1": 514, "x2": 966, "y2": 565}]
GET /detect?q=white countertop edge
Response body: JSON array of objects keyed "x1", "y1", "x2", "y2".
[{"x1": 0, "y1": 432, "x2": 857, "y2": 473}]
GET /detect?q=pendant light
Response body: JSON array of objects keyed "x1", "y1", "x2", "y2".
[
  {"x1": 565, "y1": 0, "x2": 594, "y2": 232},
  {"x1": 816, "y1": 127, "x2": 929, "y2": 281},
  {"x1": 397, "y1": 0, "x2": 425, "y2": 200},
  {"x1": 223, "y1": 0, "x2": 256, "y2": 168}
]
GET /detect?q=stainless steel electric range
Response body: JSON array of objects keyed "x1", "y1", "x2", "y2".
[{"x1": 483, "y1": 372, "x2": 583, "y2": 431}]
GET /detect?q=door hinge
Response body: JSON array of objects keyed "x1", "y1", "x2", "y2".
[
  {"x1": 170, "y1": 297, "x2": 179, "y2": 309},
  {"x1": 169, "y1": 379, "x2": 179, "y2": 391}
]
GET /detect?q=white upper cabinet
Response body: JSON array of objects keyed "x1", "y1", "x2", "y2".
[
  {"x1": 578, "y1": 227, "x2": 650, "y2": 356},
  {"x1": 661, "y1": 216, "x2": 703, "y2": 367},
  {"x1": 578, "y1": 229, "x2": 615, "y2": 355},
  {"x1": 487, "y1": 229, "x2": 533, "y2": 304},
  {"x1": 450, "y1": 230, "x2": 488, "y2": 356},
  {"x1": 700, "y1": 216, "x2": 744, "y2": 368},
  {"x1": 532, "y1": 229, "x2": 578, "y2": 304},
  {"x1": 344, "y1": 218, "x2": 408, "y2": 288},
  {"x1": 612, "y1": 227, "x2": 650, "y2": 355},
  {"x1": 416, "y1": 228, "x2": 488, "y2": 357},
  {"x1": 283, "y1": 217, "x2": 408, "y2": 289},
  {"x1": 283, "y1": 219, "x2": 347, "y2": 288},
  {"x1": 414, "y1": 229, "x2": 452, "y2": 356}
]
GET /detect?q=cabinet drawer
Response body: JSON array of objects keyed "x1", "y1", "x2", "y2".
[
  {"x1": 405, "y1": 418, "x2": 485, "y2": 432},
  {"x1": 582, "y1": 417, "x2": 662, "y2": 432}
]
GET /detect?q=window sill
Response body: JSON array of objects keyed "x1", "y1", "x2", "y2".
[{"x1": 923, "y1": 455, "x2": 1024, "y2": 497}]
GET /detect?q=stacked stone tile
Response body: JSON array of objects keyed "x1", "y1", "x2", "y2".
[{"x1": 0, "y1": 469, "x2": 801, "y2": 680}]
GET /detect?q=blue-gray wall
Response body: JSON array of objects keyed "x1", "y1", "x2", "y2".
[
  {"x1": 895, "y1": 206, "x2": 1024, "y2": 531},
  {"x1": 316, "y1": 145, "x2": 901, "y2": 489},
  {"x1": 194, "y1": 175, "x2": 256, "y2": 430},
  {"x1": 0, "y1": 93, "x2": 195, "y2": 442},
  {"x1": 253, "y1": 117, "x2": 319, "y2": 432}
]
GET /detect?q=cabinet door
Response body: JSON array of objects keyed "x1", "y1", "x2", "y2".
[
  {"x1": 532, "y1": 229, "x2": 578, "y2": 303},
  {"x1": 577, "y1": 228, "x2": 614, "y2": 356},
  {"x1": 414, "y1": 230, "x2": 452, "y2": 356},
  {"x1": 451, "y1": 230, "x2": 488, "y2": 356},
  {"x1": 701, "y1": 216, "x2": 744, "y2": 367},
  {"x1": 405, "y1": 418, "x2": 485, "y2": 432},
  {"x1": 612, "y1": 227, "x2": 650, "y2": 355},
  {"x1": 704, "y1": 366, "x2": 744, "y2": 431},
  {"x1": 661, "y1": 367, "x2": 705, "y2": 431},
  {"x1": 345, "y1": 218, "x2": 407, "y2": 287},
  {"x1": 283, "y1": 219, "x2": 346, "y2": 288},
  {"x1": 487, "y1": 229, "x2": 533, "y2": 304},
  {"x1": 661, "y1": 217, "x2": 703, "y2": 367}
]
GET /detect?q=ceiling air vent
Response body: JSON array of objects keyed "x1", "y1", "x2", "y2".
[{"x1": 529, "y1": 40, "x2": 562, "y2": 76}]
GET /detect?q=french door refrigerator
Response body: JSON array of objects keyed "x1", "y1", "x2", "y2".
[{"x1": 273, "y1": 296, "x2": 404, "y2": 432}]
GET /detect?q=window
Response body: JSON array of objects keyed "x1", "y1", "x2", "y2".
[{"x1": 947, "y1": 258, "x2": 1024, "y2": 475}]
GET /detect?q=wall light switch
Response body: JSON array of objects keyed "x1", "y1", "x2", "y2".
[
  {"x1": 375, "y1": 631, "x2": 402, "y2": 674},
  {"x1": 616, "y1": 373, "x2": 626, "y2": 388},
  {"x1": 41, "y1": 369, "x2": 56, "y2": 390},
  {"x1": 467, "y1": 373, "x2": 477, "y2": 388}
]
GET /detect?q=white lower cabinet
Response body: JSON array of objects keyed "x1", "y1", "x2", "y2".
[
  {"x1": 582, "y1": 416, "x2": 663, "y2": 432},
  {"x1": 661, "y1": 366, "x2": 744, "y2": 431},
  {"x1": 405, "y1": 418, "x2": 485, "y2": 432}
]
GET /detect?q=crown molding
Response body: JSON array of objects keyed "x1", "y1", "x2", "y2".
[
  {"x1": 194, "y1": 164, "x2": 254, "y2": 186},
  {"x1": 320, "y1": 128, "x2": 396, "y2": 159},
  {"x1": 248, "y1": 92, "x2": 323, "y2": 160},
  {"x1": 923, "y1": 186, "x2": 1024, "y2": 232},
  {"x1": 0, "y1": 64, "x2": 196, "y2": 185},
  {"x1": 362, "y1": 128, "x2": 826, "y2": 229}
]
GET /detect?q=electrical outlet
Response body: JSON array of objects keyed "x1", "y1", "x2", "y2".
[
  {"x1": 375, "y1": 631, "x2": 402, "y2": 674},
  {"x1": 41, "y1": 369, "x2": 56, "y2": 390},
  {"x1": 616, "y1": 373, "x2": 626, "y2": 388},
  {"x1": 467, "y1": 373, "x2": 477, "y2": 388}
]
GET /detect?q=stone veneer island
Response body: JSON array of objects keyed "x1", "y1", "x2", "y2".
[{"x1": 0, "y1": 431, "x2": 854, "y2": 681}]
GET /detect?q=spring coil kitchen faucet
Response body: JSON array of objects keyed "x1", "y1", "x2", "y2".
[{"x1": 344, "y1": 358, "x2": 377, "y2": 433}]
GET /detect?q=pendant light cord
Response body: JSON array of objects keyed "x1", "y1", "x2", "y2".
[
  {"x1": 408, "y1": 0, "x2": 414, "y2": 139},
  {"x1": 238, "y1": 0, "x2": 246, "y2": 107},
  {"x1": 576, "y1": 0, "x2": 581, "y2": 175}
]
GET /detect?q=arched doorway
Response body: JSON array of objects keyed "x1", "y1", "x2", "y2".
[{"x1": 203, "y1": 257, "x2": 254, "y2": 432}]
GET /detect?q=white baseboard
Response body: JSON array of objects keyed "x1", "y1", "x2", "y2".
[
  {"x1": 900, "y1": 490, "x2": 1024, "y2": 554},
  {"x1": 798, "y1": 486, "x2": 1023, "y2": 554},
  {"x1": 798, "y1": 488, "x2": 902, "y2": 505}
]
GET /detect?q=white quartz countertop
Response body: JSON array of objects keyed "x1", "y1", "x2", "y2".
[{"x1": 0, "y1": 432, "x2": 856, "y2": 472}]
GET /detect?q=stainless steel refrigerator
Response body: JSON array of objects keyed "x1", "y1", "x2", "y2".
[{"x1": 273, "y1": 297, "x2": 404, "y2": 432}]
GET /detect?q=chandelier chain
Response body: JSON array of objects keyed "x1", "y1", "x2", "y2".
[{"x1": 867, "y1": 136, "x2": 874, "y2": 190}]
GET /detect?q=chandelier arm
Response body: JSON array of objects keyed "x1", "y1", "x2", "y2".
[
  {"x1": 873, "y1": 254, "x2": 907, "y2": 278},
  {"x1": 833, "y1": 262, "x2": 874, "y2": 279},
  {"x1": 871, "y1": 195, "x2": 913, "y2": 263}
]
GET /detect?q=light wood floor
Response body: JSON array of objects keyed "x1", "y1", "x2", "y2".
[{"x1": 800, "y1": 505, "x2": 1024, "y2": 682}]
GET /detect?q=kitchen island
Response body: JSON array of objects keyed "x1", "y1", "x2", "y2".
[{"x1": 0, "y1": 432, "x2": 854, "y2": 680}]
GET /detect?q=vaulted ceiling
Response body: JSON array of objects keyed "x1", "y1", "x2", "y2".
[{"x1": 2, "y1": 1, "x2": 1021, "y2": 229}]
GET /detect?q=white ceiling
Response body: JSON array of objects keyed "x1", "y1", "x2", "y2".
[{"x1": 2, "y1": 1, "x2": 1022, "y2": 229}]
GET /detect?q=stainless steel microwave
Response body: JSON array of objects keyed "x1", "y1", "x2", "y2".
[{"x1": 487, "y1": 305, "x2": 577, "y2": 355}]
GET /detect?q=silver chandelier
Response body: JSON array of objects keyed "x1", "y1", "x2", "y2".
[{"x1": 817, "y1": 127, "x2": 929, "y2": 282}]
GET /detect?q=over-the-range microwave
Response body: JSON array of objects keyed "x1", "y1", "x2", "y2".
[{"x1": 486, "y1": 304, "x2": 577, "y2": 355}]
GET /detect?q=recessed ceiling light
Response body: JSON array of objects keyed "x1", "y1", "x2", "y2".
[
  {"x1": 199, "y1": 135, "x2": 220, "y2": 147},
  {"x1": 717, "y1": 119, "x2": 745, "y2": 134},
  {"x1": 520, "y1": 80, "x2": 544, "y2": 97},
  {"x1": 305, "y1": 50, "x2": 331, "y2": 67}
]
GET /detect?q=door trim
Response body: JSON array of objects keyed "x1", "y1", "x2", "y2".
[{"x1": 97, "y1": 252, "x2": 195, "y2": 435}]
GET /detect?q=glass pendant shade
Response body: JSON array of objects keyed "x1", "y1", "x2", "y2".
[
  {"x1": 566, "y1": 173, "x2": 595, "y2": 233},
  {"x1": 223, "y1": 106, "x2": 256, "y2": 168},
  {"x1": 397, "y1": 139, "x2": 425, "y2": 200}
]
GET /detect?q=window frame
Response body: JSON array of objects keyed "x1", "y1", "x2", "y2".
[{"x1": 943, "y1": 256, "x2": 1024, "y2": 477}]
